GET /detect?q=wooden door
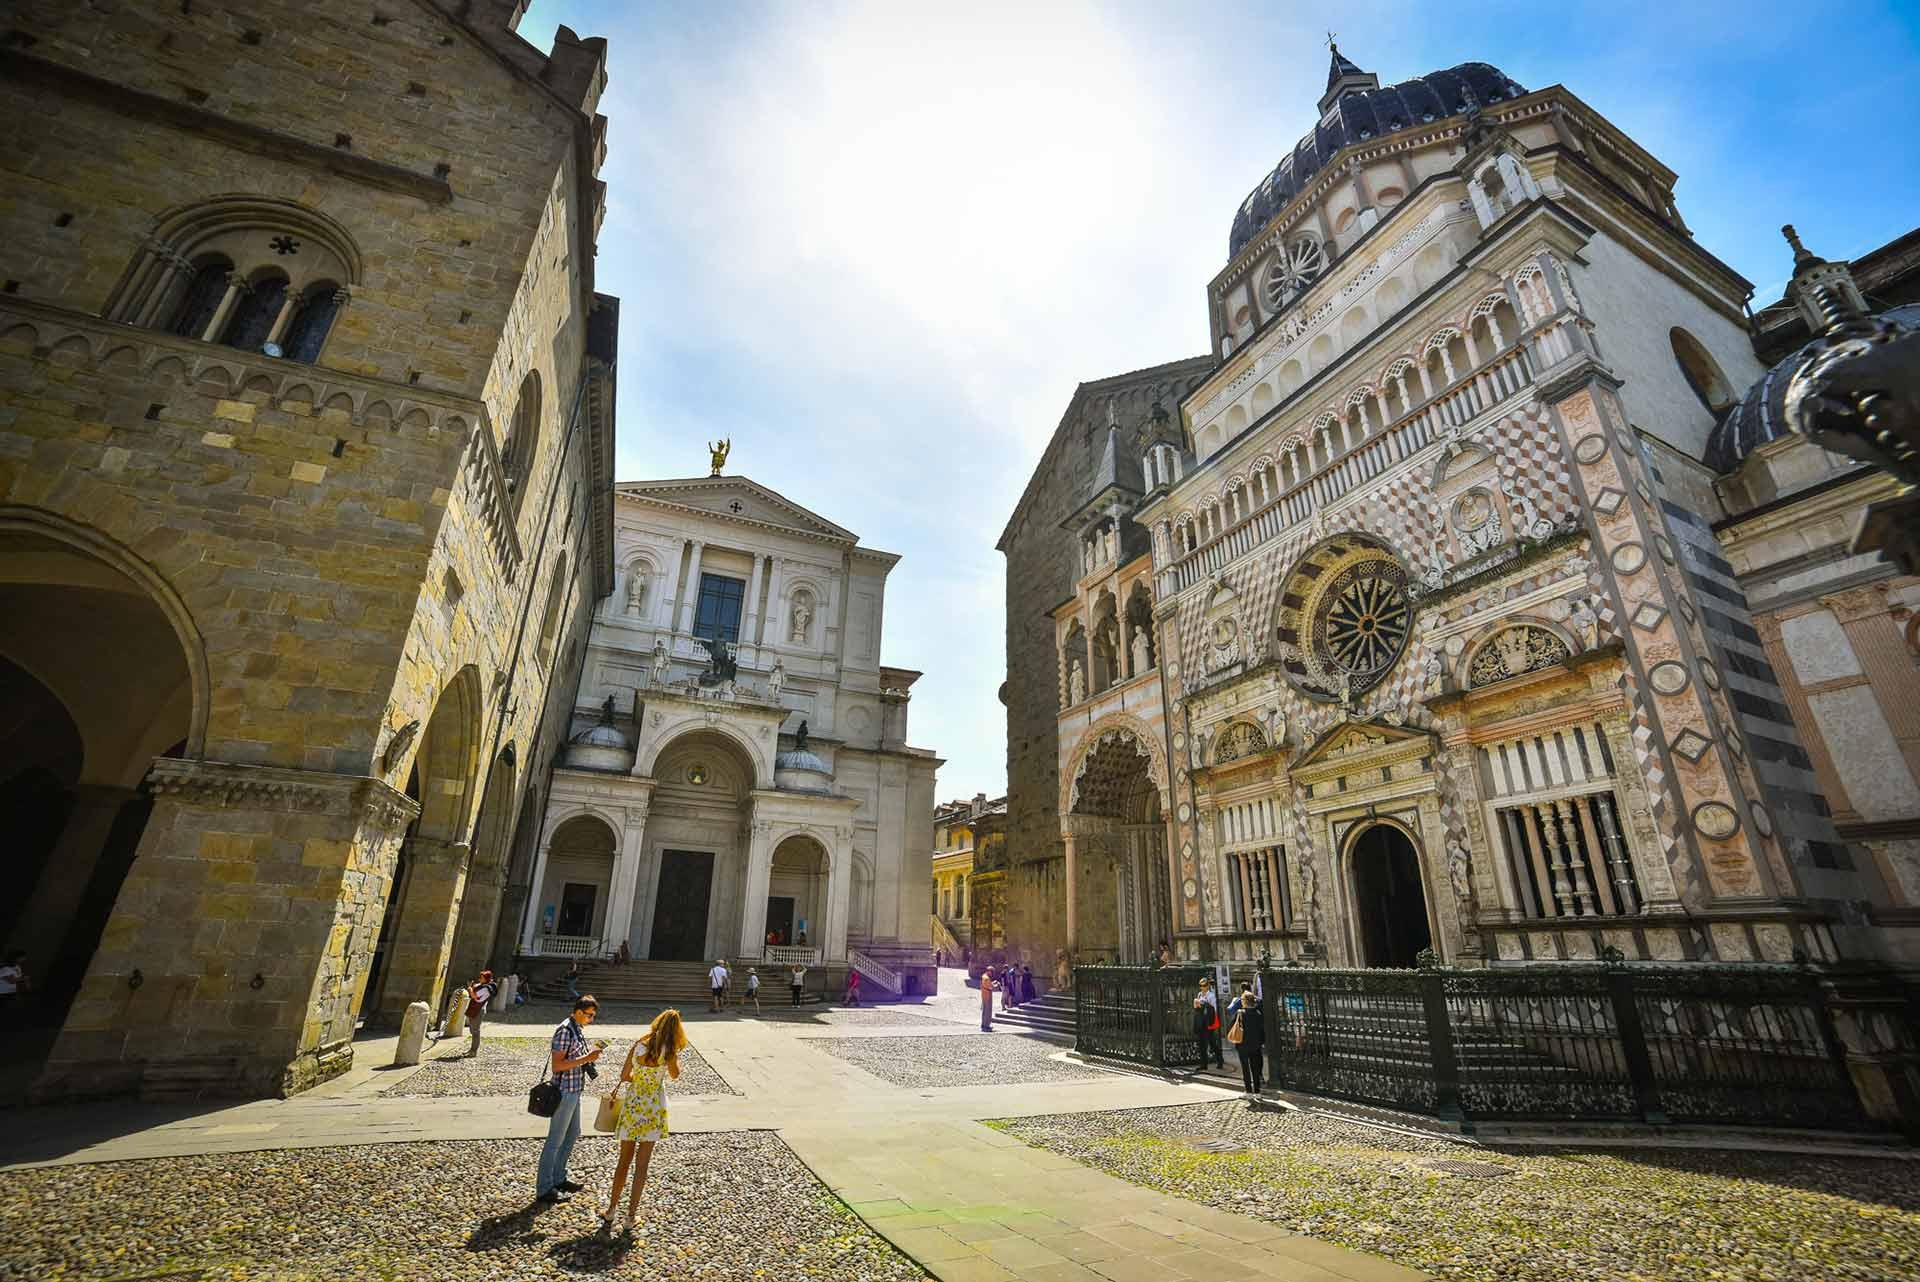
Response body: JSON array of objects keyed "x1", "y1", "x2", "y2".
[{"x1": 649, "y1": 850, "x2": 714, "y2": 960}]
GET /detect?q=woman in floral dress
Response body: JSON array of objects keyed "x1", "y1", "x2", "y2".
[{"x1": 599, "y1": 1008, "x2": 687, "y2": 1236}]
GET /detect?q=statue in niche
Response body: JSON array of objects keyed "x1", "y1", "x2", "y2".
[
  {"x1": 625, "y1": 570, "x2": 646, "y2": 615},
  {"x1": 768, "y1": 658, "x2": 786, "y2": 700},
  {"x1": 790, "y1": 594, "x2": 814, "y2": 642},
  {"x1": 1082, "y1": 541, "x2": 1094, "y2": 576},
  {"x1": 1570, "y1": 598, "x2": 1600, "y2": 651},
  {"x1": 650, "y1": 637, "x2": 670, "y2": 685},
  {"x1": 1068, "y1": 659, "x2": 1086, "y2": 705},
  {"x1": 1130, "y1": 626, "x2": 1151, "y2": 675}
]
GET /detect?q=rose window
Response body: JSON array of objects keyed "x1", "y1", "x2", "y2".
[
  {"x1": 1274, "y1": 540, "x2": 1414, "y2": 701},
  {"x1": 1264, "y1": 235, "x2": 1328, "y2": 309}
]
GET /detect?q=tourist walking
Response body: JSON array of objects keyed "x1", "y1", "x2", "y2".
[
  {"x1": 708, "y1": 959, "x2": 728, "y2": 1012},
  {"x1": 789, "y1": 962, "x2": 807, "y2": 1006},
  {"x1": 1224, "y1": 982, "x2": 1267, "y2": 1097},
  {"x1": 844, "y1": 967, "x2": 862, "y2": 1006},
  {"x1": 598, "y1": 1008, "x2": 687, "y2": 1238},
  {"x1": 1020, "y1": 964, "x2": 1036, "y2": 1005},
  {"x1": 1192, "y1": 975, "x2": 1224, "y2": 1068},
  {"x1": 980, "y1": 967, "x2": 996, "y2": 1032},
  {"x1": 745, "y1": 967, "x2": 762, "y2": 1012},
  {"x1": 536, "y1": 995, "x2": 604, "y2": 1203},
  {"x1": 465, "y1": 969, "x2": 498, "y2": 1056}
]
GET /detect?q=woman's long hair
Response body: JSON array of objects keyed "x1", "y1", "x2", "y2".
[{"x1": 638, "y1": 1008, "x2": 688, "y2": 1067}]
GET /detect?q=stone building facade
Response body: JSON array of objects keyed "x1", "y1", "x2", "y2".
[
  {"x1": 0, "y1": 0, "x2": 619, "y2": 1098},
  {"x1": 523, "y1": 471, "x2": 941, "y2": 996},
  {"x1": 931, "y1": 792, "x2": 1003, "y2": 960},
  {"x1": 1001, "y1": 47, "x2": 1917, "y2": 974}
]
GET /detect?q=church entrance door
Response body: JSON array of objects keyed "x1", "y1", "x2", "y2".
[
  {"x1": 1350, "y1": 824, "x2": 1431, "y2": 969},
  {"x1": 650, "y1": 850, "x2": 714, "y2": 960},
  {"x1": 765, "y1": 896, "x2": 795, "y2": 946}
]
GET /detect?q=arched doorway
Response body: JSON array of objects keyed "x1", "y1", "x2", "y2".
[
  {"x1": 0, "y1": 519, "x2": 198, "y2": 1082},
  {"x1": 1062, "y1": 722, "x2": 1170, "y2": 965},
  {"x1": 766, "y1": 835, "x2": 827, "y2": 948},
  {"x1": 445, "y1": 745, "x2": 519, "y2": 993},
  {"x1": 535, "y1": 815, "x2": 618, "y2": 946},
  {"x1": 640, "y1": 729, "x2": 757, "y2": 961},
  {"x1": 1349, "y1": 823, "x2": 1432, "y2": 968},
  {"x1": 363, "y1": 666, "x2": 483, "y2": 1023}
]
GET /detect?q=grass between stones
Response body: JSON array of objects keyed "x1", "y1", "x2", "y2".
[
  {"x1": 986, "y1": 1102, "x2": 1920, "y2": 1282},
  {"x1": 0, "y1": 1132, "x2": 928, "y2": 1282}
]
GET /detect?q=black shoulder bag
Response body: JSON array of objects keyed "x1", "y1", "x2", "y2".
[{"x1": 527, "y1": 1021, "x2": 564, "y2": 1117}]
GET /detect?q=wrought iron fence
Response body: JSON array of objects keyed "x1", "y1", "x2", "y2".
[{"x1": 1076, "y1": 960, "x2": 1888, "y2": 1131}]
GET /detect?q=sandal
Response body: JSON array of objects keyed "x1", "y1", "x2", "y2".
[{"x1": 596, "y1": 1211, "x2": 614, "y2": 1238}]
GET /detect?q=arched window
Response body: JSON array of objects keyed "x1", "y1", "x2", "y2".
[
  {"x1": 220, "y1": 270, "x2": 288, "y2": 352},
  {"x1": 281, "y1": 281, "x2": 343, "y2": 364},
  {"x1": 106, "y1": 195, "x2": 360, "y2": 359},
  {"x1": 501, "y1": 371, "x2": 542, "y2": 515},
  {"x1": 1669, "y1": 327, "x2": 1735, "y2": 414},
  {"x1": 168, "y1": 255, "x2": 233, "y2": 340}
]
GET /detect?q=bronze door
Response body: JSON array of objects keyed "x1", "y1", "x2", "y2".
[{"x1": 650, "y1": 850, "x2": 714, "y2": 960}]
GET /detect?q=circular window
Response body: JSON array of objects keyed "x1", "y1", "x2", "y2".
[
  {"x1": 1275, "y1": 539, "x2": 1414, "y2": 701},
  {"x1": 687, "y1": 764, "x2": 709, "y2": 786}
]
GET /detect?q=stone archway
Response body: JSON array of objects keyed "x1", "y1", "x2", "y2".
[
  {"x1": 1061, "y1": 717, "x2": 1171, "y2": 966},
  {"x1": 366, "y1": 665, "x2": 484, "y2": 1023},
  {"x1": 1347, "y1": 822, "x2": 1432, "y2": 969},
  {"x1": 444, "y1": 745, "x2": 518, "y2": 991},
  {"x1": 0, "y1": 518, "x2": 197, "y2": 1060}
]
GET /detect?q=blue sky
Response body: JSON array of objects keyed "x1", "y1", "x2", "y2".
[{"x1": 520, "y1": 0, "x2": 1920, "y2": 799}]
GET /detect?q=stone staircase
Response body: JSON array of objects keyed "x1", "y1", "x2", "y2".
[
  {"x1": 528, "y1": 960, "x2": 735, "y2": 1006},
  {"x1": 994, "y1": 990, "x2": 1076, "y2": 1040}
]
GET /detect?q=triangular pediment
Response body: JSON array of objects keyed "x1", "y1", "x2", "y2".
[
  {"x1": 1292, "y1": 718, "x2": 1433, "y2": 774},
  {"x1": 615, "y1": 475, "x2": 857, "y2": 543}
]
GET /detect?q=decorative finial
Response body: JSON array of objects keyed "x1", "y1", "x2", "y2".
[
  {"x1": 1106, "y1": 400, "x2": 1119, "y2": 431},
  {"x1": 707, "y1": 437, "x2": 731, "y2": 476},
  {"x1": 1326, "y1": 30, "x2": 1337, "y2": 51}
]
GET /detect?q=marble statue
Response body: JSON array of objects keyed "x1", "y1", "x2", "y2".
[
  {"x1": 625, "y1": 571, "x2": 646, "y2": 614},
  {"x1": 1068, "y1": 659, "x2": 1086, "y2": 705},
  {"x1": 1570, "y1": 598, "x2": 1600, "y2": 650},
  {"x1": 707, "y1": 437, "x2": 731, "y2": 475},
  {"x1": 650, "y1": 637, "x2": 669, "y2": 684},
  {"x1": 768, "y1": 658, "x2": 786, "y2": 699},
  {"x1": 790, "y1": 596, "x2": 813, "y2": 642},
  {"x1": 1130, "y1": 626, "x2": 1151, "y2": 675}
]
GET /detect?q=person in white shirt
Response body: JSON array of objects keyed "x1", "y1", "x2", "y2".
[
  {"x1": 789, "y1": 964, "x2": 807, "y2": 1007},
  {"x1": 708, "y1": 960, "x2": 728, "y2": 1012},
  {"x1": 744, "y1": 967, "x2": 762, "y2": 1012}
]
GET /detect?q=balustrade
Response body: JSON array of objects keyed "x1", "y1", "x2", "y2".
[{"x1": 1163, "y1": 342, "x2": 1536, "y2": 593}]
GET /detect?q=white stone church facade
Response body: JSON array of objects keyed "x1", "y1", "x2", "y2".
[{"x1": 520, "y1": 471, "x2": 940, "y2": 994}]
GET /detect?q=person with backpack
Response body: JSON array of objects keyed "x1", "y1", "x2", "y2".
[
  {"x1": 744, "y1": 967, "x2": 762, "y2": 1012},
  {"x1": 465, "y1": 969, "x2": 498, "y2": 1056},
  {"x1": 536, "y1": 995, "x2": 605, "y2": 1204},
  {"x1": 597, "y1": 1008, "x2": 688, "y2": 1238},
  {"x1": 1224, "y1": 982, "x2": 1267, "y2": 1098}
]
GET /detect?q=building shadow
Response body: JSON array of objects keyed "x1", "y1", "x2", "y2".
[{"x1": 0, "y1": 1097, "x2": 237, "y2": 1167}]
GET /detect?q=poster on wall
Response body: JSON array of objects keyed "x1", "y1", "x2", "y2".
[{"x1": 543, "y1": 905, "x2": 557, "y2": 932}]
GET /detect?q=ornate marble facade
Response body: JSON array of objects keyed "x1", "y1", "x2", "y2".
[
  {"x1": 526, "y1": 472, "x2": 941, "y2": 992},
  {"x1": 1006, "y1": 48, "x2": 1913, "y2": 973}
]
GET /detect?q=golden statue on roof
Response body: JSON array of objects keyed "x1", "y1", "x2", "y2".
[{"x1": 708, "y1": 437, "x2": 731, "y2": 476}]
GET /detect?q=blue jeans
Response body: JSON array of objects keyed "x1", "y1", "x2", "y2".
[{"x1": 537, "y1": 1089, "x2": 583, "y2": 1195}]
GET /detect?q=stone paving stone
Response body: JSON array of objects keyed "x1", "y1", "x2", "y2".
[
  {"x1": 935, "y1": 1257, "x2": 1022, "y2": 1282},
  {"x1": 0, "y1": 1131, "x2": 927, "y2": 1281},
  {"x1": 971, "y1": 1235, "x2": 1071, "y2": 1270},
  {"x1": 890, "y1": 1226, "x2": 984, "y2": 1262},
  {"x1": 384, "y1": 1036, "x2": 739, "y2": 1098},
  {"x1": 804, "y1": 1034, "x2": 1114, "y2": 1089},
  {"x1": 1029, "y1": 1231, "x2": 1133, "y2": 1264}
]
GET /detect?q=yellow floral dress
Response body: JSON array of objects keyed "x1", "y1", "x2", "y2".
[{"x1": 616, "y1": 1057, "x2": 670, "y2": 1142}]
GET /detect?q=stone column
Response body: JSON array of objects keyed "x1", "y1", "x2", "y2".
[
  {"x1": 603, "y1": 800, "x2": 650, "y2": 955},
  {"x1": 742, "y1": 555, "x2": 767, "y2": 654},
  {"x1": 201, "y1": 274, "x2": 247, "y2": 343},
  {"x1": 375, "y1": 836, "x2": 472, "y2": 1024},
  {"x1": 736, "y1": 817, "x2": 776, "y2": 958},
  {"x1": 677, "y1": 540, "x2": 707, "y2": 635},
  {"x1": 33, "y1": 760, "x2": 417, "y2": 1103},
  {"x1": 519, "y1": 821, "x2": 559, "y2": 954},
  {"x1": 15, "y1": 785, "x2": 140, "y2": 977},
  {"x1": 1062, "y1": 828, "x2": 1080, "y2": 957},
  {"x1": 825, "y1": 827, "x2": 854, "y2": 963},
  {"x1": 764, "y1": 556, "x2": 786, "y2": 648}
]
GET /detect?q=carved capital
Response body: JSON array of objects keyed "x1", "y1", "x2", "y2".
[
  {"x1": 1821, "y1": 583, "x2": 1888, "y2": 625},
  {"x1": 145, "y1": 758, "x2": 420, "y2": 835}
]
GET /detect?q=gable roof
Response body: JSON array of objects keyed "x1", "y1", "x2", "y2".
[
  {"x1": 1290, "y1": 718, "x2": 1433, "y2": 774},
  {"x1": 615, "y1": 475, "x2": 859, "y2": 544}
]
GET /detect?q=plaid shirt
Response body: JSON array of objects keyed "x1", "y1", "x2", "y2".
[{"x1": 549, "y1": 1017, "x2": 591, "y2": 1094}]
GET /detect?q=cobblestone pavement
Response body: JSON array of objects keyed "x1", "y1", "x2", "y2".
[
  {"x1": 386, "y1": 1037, "x2": 740, "y2": 1098},
  {"x1": 805, "y1": 1033, "x2": 1113, "y2": 1088},
  {"x1": 0, "y1": 1131, "x2": 928, "y2": 1282},
  {"x1": 990, "y1": 1101, "x2": 1920, "y2": 1282}
]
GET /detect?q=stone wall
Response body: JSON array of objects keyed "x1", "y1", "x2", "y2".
[
  {"x1": 996, "y1": 359, "x2": 1208, "y2": 970},
  {"x1": 1, "y1": 0, "x2": 617, "y2": 1098}
]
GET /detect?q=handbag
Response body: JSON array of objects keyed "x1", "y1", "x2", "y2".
[
  {"x1": 527, "y1": 1075, "x2": 560, "y2": 1118},
  {"x1": 593, "y1": 1087, "x2": 621, "y2": 1133},
  {"x1": 1227, "y1": 1013, "x2": 1245, "y2": 1046}
]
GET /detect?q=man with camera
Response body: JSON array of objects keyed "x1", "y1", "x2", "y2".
[{"x1": 536, "y1": 994, "x2": 605, "y2": 1203}]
